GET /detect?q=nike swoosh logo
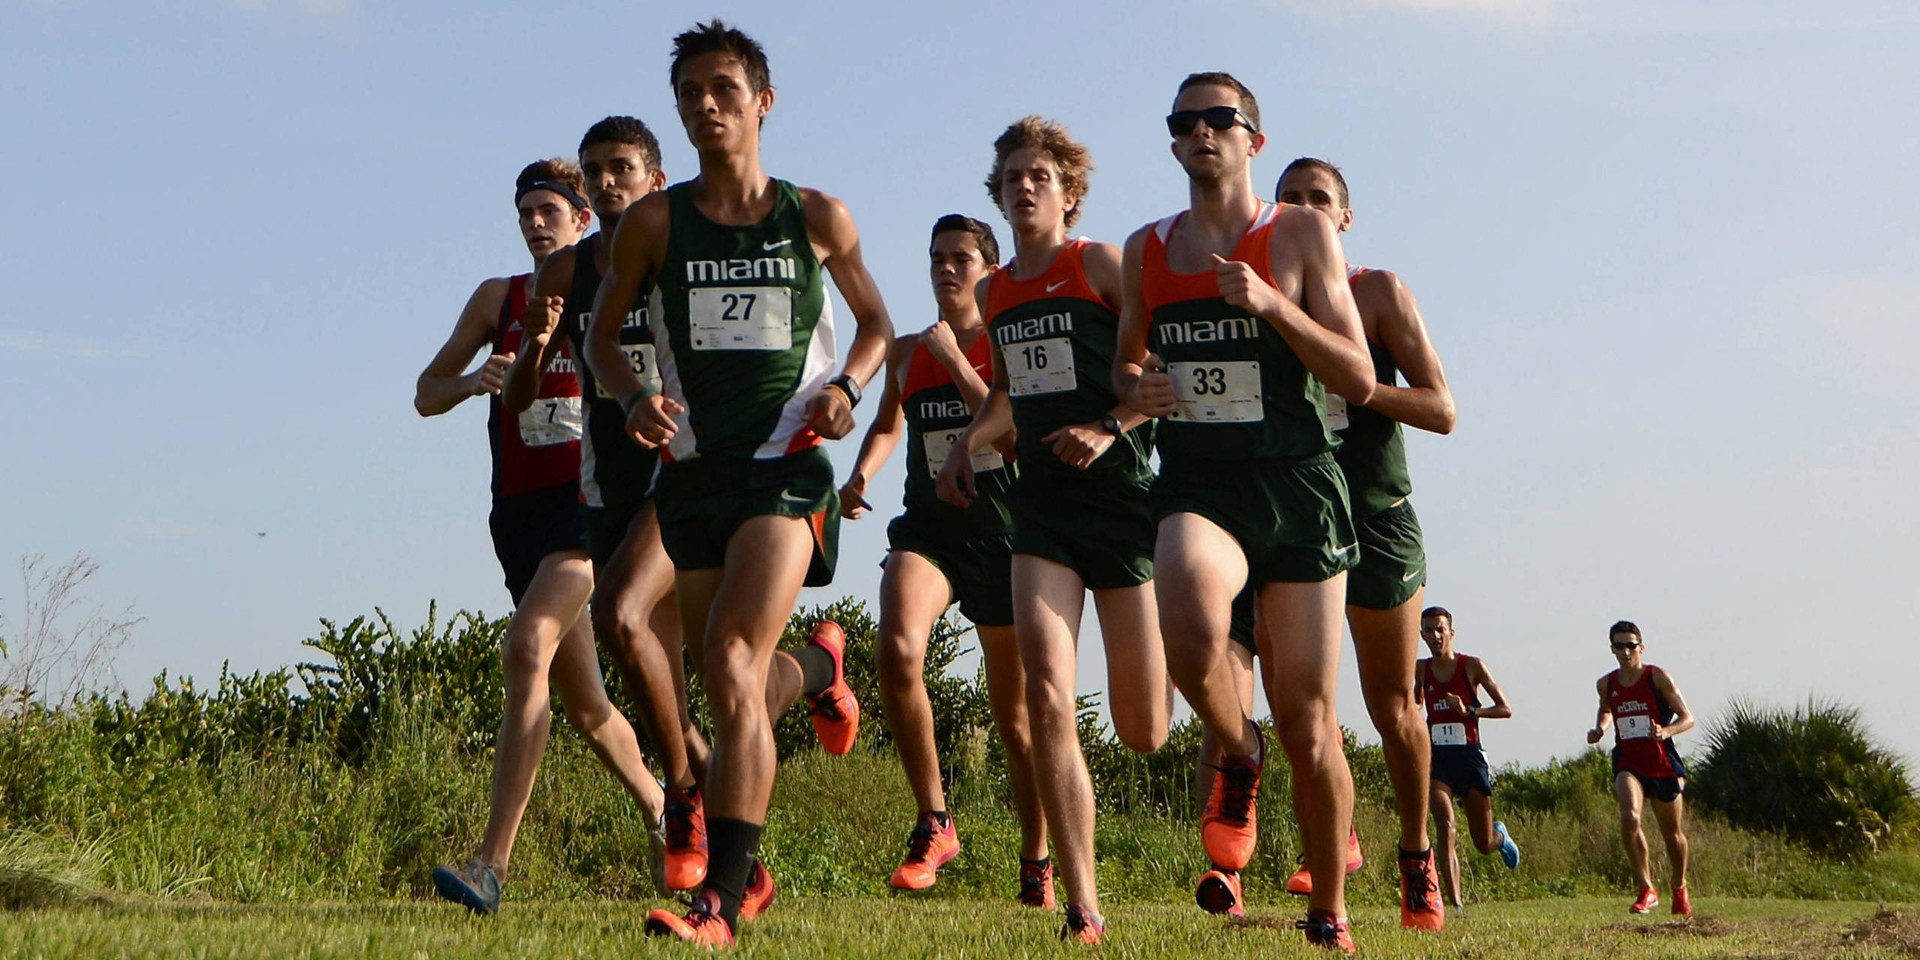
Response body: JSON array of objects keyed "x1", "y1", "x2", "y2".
[
  {"x1": 1045, "y1": 280, "x2": 1068, "y2": 293},
  {"x1": 1402, "y1": 568, "x2": 1422, "y2": 583},
  {"x1": 779, "y1": 490, "x2": 812, "y2": 504},
  {"x1": 1331, "y1": 542, "x2": 1357, "y2": 555},
  {"x1": 763, "y1": 239, "x2": 792, "y2": 251}
]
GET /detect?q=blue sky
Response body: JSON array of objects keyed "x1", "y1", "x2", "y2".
[{"x1": 3, "y1": 0, "x2": 1916, "y2": 771}]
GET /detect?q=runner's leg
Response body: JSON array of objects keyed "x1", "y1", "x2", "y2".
[
  {"x1": 1014, "y1": 554, "x2": 1097, "y2": 913},
  {"x1": 1429, "y1": 781, "x2": 1463, "y2": 907},
  {"x1": 1257, "y1": 576, "x2": 1355, "y2": 920},
  {"x1": 1349, "y1": 592, "x2": 1431, "y2": 854},
  {"x1": 1091, "y1": 582, "x2": 1171, "y2": 753},
  {"x1": 876, "y1": 551, "x2": 956, "y2": 816}
]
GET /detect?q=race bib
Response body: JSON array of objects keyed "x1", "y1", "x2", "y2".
[
  {"x1": 518, "y1": 396, "x2": 583, "y2": 446},
  {"x1": 1617, "y1": 715, "x2": 1654, "y2": 740},
  {"x1": 1325, "y1": 392, "x2": 1351, "y2": 432},
  {"x1": 1430, "y1": 722, "x2": 1468, "y2": 747},
  {"x1": 1004, "y1": 337, "x2": 1076, "y2": 397},
  {"x1": 922, "y1": 428, "x2": 1005, "y2": 479},
  {"x1": 689, "y1": 286, "x2": 792, "y2": 351},
  {"x1": 1167, "y1": 360, "x2": 1264, "y2": 423},
  {"x1": 595, "y1": 343, "x2": 660, "y2": 399}
]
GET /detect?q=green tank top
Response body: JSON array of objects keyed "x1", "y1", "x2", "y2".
[
  {"x1": 565, "y1": 234, "x2": 660, "y2": 509},
  {"x1": 648, "y1": 179, "x2": 836, "y2": 461},
  {"x1": 984, "y1": 239, "x2": 1154, "y2": 490},
  {"x1": 898, "y1": 334, "x2": 1015, "y2": 534},
  {"x1": 1329, "y1": 267, "x2": 1413, "y2": 516}
]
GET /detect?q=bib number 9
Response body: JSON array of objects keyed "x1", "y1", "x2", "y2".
[
  {"x1": 518, "y1": 396, "x2": 583, "y2": 446},
  {"x1": 1004, "y1": 337, "x2": 1076, "y2": 397},
  {"x1": 1167, "y1": 360, "x2": 1263, "y2": 423},
  {"x1": 1430, "y1": 721, "x2": 1468, "y2": 747},
  {"x1": 690, "y1": 286, "x2": 793, "y2": 351},
  {"x1": 1617, "y1": 715, "x2": 1654, "y2": 740}
]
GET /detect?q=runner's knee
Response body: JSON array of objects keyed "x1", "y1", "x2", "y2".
[
  {"x1": 876, "y1": 630, "x2": 925, "y2": 684},
  {"x1": 1113, "y1": 709, "x2": 1167, "y2": 754},
  {"x1": 561, "y1": 693, "x2": 616, "y2": 734}
]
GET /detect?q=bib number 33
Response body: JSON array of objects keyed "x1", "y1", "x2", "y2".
[{"x1": 1167, "y1": 360, "x2": 1263, "y2": 423}]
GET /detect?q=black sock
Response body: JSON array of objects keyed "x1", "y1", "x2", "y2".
[
  {"x1": 1400, "y1": 846, "x2": 1432, "y2": 861},
  {"x1": 793, "y1": 646, "x2": 836, "y2": 697},
  {"x1": 704, "y1": 817, "x2": 763, "y2": 929},
  {"x1": 931, "y1": 810, "x2": 950, "y2": 828},
  {"x1": 1021, "y1": 855, "x2": 1051, "y2": 870}
]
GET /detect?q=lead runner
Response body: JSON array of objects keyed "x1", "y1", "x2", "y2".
[{"x1": 586, "y1": 20, "x2": 894, "y2": 948}]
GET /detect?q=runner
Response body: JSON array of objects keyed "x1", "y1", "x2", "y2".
[
  {"x1": 938, "y1": 115, "x2": 1172, "y2": 945},
  {"x1": 1113, "y1": 73, "x2": 1374, "y2": 952},
  {"x1": 840, "y1": 214, "x2": 1051, "y2": 904},
  {"x1": 415, "y1": 158, "x2": 668, "y2": 914},
  {"x1": 589, "y1": 21, "x2": 893, "y2": 947},
  {"x1": 501, "y1": 117, "x2": 715, "y2": 896},
  {"x1": 1416, "y1": 606, "x2": 1520, "y2": 910},
  {"x1": 1269, "y1": 156, "x2": 1458, "y2": 929},
  {"x1": 1588, "y1": 620, "x2": 1696, "y2": 916}
]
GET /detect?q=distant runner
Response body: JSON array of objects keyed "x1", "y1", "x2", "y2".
[
  {"x1": 1588, "y1": 620, "x2": 1696, "y2": 916},
  {"x1": 1416, "y1": 606, "x2": 1520, "y2": 909}
]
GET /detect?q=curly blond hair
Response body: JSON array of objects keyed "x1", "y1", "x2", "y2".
[{"x1": 985, "y1": 116, "x2": 1093, "y2": 229}]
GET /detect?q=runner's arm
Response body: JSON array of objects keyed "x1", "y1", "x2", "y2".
[
  {"x1": 971, "y1": 275, "x2": 1018, "y2": 461},
  {"x1": 1648, "y1": 667, "x2": 1696, "y2": 740},
  {"x1": 590, "y1": 194, "x2": 681, "y2": 446},
  {"x1": 1255, "y1": 206, "x2": 1374, "y2": 403},
  {"x1": 1587, "y1": 676, "x2": 1612, "y2": 744},
  {"x1": 503, "y1": 247, "x2": 575, "y2": 414},
  {"x1": 806, "y1": 190, "x2": 895, "y2": 438},
  {"x1": 1470, "y1": 658, "x2": 1514, "y2": 720},
  {"x1": 415, "y1": 278, "x2": 509, "y2": 417},
  {"x1": 1112, "y1": 227, "x2": 1172, "y2": 418},
  {"x1": 841, "y1": 335, "x2": 913, "y2": 519},
  {"x1": 1353, "y1": 269, "x2": 1455, "y2": 434}
]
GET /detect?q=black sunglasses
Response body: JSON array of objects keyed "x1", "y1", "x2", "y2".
[
  {"x1": 1166, "y1": 106, "x2": 1258, "y2": 138},
  {"x1": 1610, "y1": 641, "x2": 1641, "y2": 651}
]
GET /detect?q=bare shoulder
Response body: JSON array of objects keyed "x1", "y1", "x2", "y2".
[
  {"x1": 629, "y1": 190, "x2": 673, "y2": 227},
  {"x1": 799, "y1": 186, "x2": 855, "y2": 228},
  {"x1": 469, "y1": 276, "x2": 512, "y2": 311},
  {"x1": 890, "y1": 331, "x2": 921, "y2": 357},
  {"x1": 533, "y1": 243, "x2": 579, "y2": 296},
  {"x1": 1083, "y1": 239, "x2": 1124, "y2": 272},
  {"x1": 1351, "y1": 266, "x2": 1406, "y2": 303}
]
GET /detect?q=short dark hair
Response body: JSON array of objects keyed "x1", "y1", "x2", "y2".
[
  {"x1": 1609, "y1": 620, "x2": 1642, "y2": 640},
  {"x1": 930, "y1": 214, "x2": 1000, "y2": 266},
  {"x1": 1421, "y1": 606, "x2": 1453, "y2": 626},
  {"x1": 514, "y1": 157, "x2": 585, "y2": 203},
  {"x1": 670, "y1": 18, "x2": 770, "y2": 92},
  {"x1": 1279, "y1": 156, "x2": 1349, "y2": 208},
  {"x1": 578, "y1": 116, "x2": 663, "y2": 175},
  {"x1": 1175, "y1": 71, "x2": 1260, "y2": 132}
]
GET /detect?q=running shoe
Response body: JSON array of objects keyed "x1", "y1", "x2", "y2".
[
  {"x1": 1630, "y1": 885, "x2": 1659, "y2": 914},
  {"x1": 1297, "y1": 911, "x2": 1356, "y2": 954},
  {"x1": 888, "y1": 814, "x2": 960, "y2": 890},
  {"x1": 1018, "y1": 859, "x2": 1056, "y2": 909},
  {"x1": 805, "y1": 621, "x2": 860, "y2": 755},
  {"x1": 1398, "y1": 847, "x2": 1445, "y2": 932},
  {"x1": 1201, "y1": 726, "x2": 1264, "y2": 870},
  {"x1": 1671, "y1": 886, "x2": 1692, "y2": 916},
  {"x1": 1495, "y1": 820, "x2": 1521, "y2": 869},
  {"x1": 1195, "y1": 868, "x2": 1245, "y2": 918},
  {"x1": 1286, "y1": 826, "x2": 1366, "y2": 895},
  {"x1": 430, "y1": 857, "x2": 501, "y2": 915},
  {"x1": 1060, "y1": 904, "x2": 1106, "y2": 945},
  {"x1": 661, "y1": 786, "x2": 709, "y2": 891},
  {"x1": 739, "y1": 859, "x2": 776, "y2": 922},
  {"x1": 644, "y1": 889, "x2": 733, "y2": 947}
]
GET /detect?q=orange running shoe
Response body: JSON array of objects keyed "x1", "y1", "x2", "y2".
[
  {"x1": 644, "y1": 889, "x2": 734, "y2": 948},
  {"x1": 1671, "y1": 886, "x2": 1691, "y2": 916},
  {"x1": 1018, "y1": 859, "x2": 1056, "y2": 909},
  {"x1": 888, "y1": 815, "x2": 960, "y2": 890},
  {"x1": 1630, "y1": 885, "x2": 1659, "y2": 914},
  {"x1": 661, "y1": 787, "x2": 708, "y2": 891},
  {"x1": 1397, "y1": 848, "x2": 1445, "y2": 932},
  {"x1": 1060, "y1": 904, "x2": 1105, "y2": 945},
  {"x1": 1286, "y1": 826, "x2": 1365, "y2": 895},
  {"x1": 1195, "y1": 868, "x2": 1245, "y2": 918},
  {"x1": 738, "y1": 859, "x2": 776, "y2": 922},
  {"x1": 1201, "y1": 727, "x2": 1264, "y2": 870},
  {"x1": 805, "y1": 621, "x2": 860, "y2": 755},
  {"x1": 1297, "y1": 911, "x2": 1356, "y2": 954}
]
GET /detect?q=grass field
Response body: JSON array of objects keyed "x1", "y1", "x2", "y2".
[{"x1": 4, "y1": 897, "x2": 1917, "y2": 958}]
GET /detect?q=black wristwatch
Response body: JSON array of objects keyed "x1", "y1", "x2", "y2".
[
  {"x1": 1098, "y1": 413, "x2": 1123, "y2": 436},
  {"x1": 827, "y1": 373, "x2": 862, "y2": 409}
]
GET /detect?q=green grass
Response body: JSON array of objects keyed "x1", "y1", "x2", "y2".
[{"x1": 3, "y1": 898, "x2": 1916, "y2": 959}]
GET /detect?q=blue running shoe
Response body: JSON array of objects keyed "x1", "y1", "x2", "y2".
[
  {"x1": 1495, "y1": 821, "x2": 1521, "y2": 869},
  {"x1": 431, "y1": 858, "x2": 501, "y2": 915}
]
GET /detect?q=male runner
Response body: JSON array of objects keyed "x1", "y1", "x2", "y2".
[
  {"x1": 840, "y1": 214, "x2": 1052, "y2": 904},
  {"x1": 1587, "y1": 620, "x2": 1696, "y2": 916},
  {"x1": 1269, "y1": 156, "x2": 1458, "y2": 928},
  {"x1": 589, "y1": 21, "x2": 891, "y2": 947},
  {"x1": 416, "y1": 158, "x2": 667, "y2": 913},
  {"x1": 1114, "y1": 74, "x2": 1374, "y2": 952},
  {"x1": 938, "y1": 115, "x2": 1171, "y2": 944},
  {"x1": 1416, "y1": 606, "x2": 1520, "y2": 909},
  {"x1": 501, "y1": 118, "x2": 716, "y2": 896}
]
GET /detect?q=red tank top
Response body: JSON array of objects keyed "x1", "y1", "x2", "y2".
[
  {"x1": 1422, "y1": 655, "x2": 1481, "y2": 747},
  {"x1": 1606, "y1": 666, "x2": 1681, "y2": 778},
  {"x1": 489, "y1": 274, "x2": 584, "y2": 498}
]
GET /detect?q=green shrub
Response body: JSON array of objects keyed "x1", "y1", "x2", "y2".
[{"x1": 1693, "y1": 698, "x2": 1920, "y2": 860}]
